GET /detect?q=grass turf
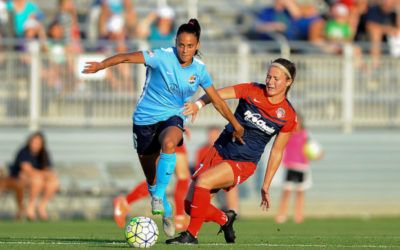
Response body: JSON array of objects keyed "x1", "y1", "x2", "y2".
[{"x1": 0, "y1": 217, "x2": 399, "y2": 249}]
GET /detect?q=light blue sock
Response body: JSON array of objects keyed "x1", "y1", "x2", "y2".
[
  {"x1": 163, "y1": 192, "x2": 172, "y2": 217},
  {"x1": 153, "y1": 152, "x2": 176, "y2": 200},
  {"x1": 147, "y1": 184, "x2": 156, "y2": 197},
  {"x1": 149, "y1": 182, "x2": 172, "y2": 216}
]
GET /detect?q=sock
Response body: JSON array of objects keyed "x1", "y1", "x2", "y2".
[
  {"x1": 163, "y1": 191, "x2": 172, "y2": 217},
  {"x1": 184, "y1": 200, "x2": 191, "y2": 215},
  {"x1": 187, "y1": 186, "x2": 210, "y2": 237},
  {"x1": 174, "y1": 179, "x2": 190, "y2": 217},
  {"x1": 147, "y1": 183, "x2": 156, "y2": 196},
  {"x1": 125, "y1": 181, "x2": 149, "y2": 204},
  {"x1": 184, "y1": 199, "x2": 227, "y2": 226},
  {"x1": 204, "y1": 203, "x2": 228, "y2": 225},
  {"x1": 153, "y1": 152, "x2": 176, "y2": 199},
  {"x1": 149, "y1": 181, "x2": 172, "y2": 217}
]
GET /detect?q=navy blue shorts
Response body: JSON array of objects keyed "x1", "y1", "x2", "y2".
[{"x1": 133, "y1": 116, "x2": 185, "y2": 155}]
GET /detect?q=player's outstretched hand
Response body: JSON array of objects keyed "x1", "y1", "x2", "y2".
[
  {"x1": 182, "y1": 102, "x2": 199, "y2": 123},
  {"x1": 82, "y1": 62, "x2": 104, "y2": 74},
  {"x1": 260, "y1": 188, "x2": 271, "y2": 211},
  {"x1": 232, "y1": 126, "x2": 245, "y2": 144}
]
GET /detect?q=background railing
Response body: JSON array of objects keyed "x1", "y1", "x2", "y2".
[{"x1": 1, "y1": 40, "x2": 399, "y2": 131}]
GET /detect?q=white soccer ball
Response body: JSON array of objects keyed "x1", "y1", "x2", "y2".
[{"x1": 125, "y1": 216, "x2": 159, "y2": 248}]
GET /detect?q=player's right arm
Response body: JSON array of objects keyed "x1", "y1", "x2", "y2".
[
  {"x1": 82, "y1": 51, "x2": 145, "y2": 74},
  {"x1": 182, "y1": 86, "x2": 237, "y2": 119}
]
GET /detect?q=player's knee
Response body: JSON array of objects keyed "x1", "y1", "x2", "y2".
[
  {"x1": 161, "y1": 139, "x2": 177, "y2": 153},
  {"x1": 195, "y1": 175, "x2": 212, "y2": 189}
]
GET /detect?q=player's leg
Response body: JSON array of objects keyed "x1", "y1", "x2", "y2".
[
  {"x1": 166, "y1": 162, "x2": 235, "y2": 244},
  {"x1": 275, "y1": 188, "x2": 291, "y2": 223},
  {"x1": 225, "y1": 186, "x2": 239, "y2": 213},
  {"x1": 152, "y1": 125, "x2": 183, "y2": 212},
  {"x1": 174, "y1": 146, "x2": 191, "y2": 231},
  {"x1": 113, "y1": 181, "x2": 150, "y2": 228},
  {"x1": 294, "y1": 189, "x2": 305, "y2": 223}
]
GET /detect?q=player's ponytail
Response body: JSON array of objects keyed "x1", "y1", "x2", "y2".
[{"x1": 177, "y1": 18, "x2": 201, "y2": 55}]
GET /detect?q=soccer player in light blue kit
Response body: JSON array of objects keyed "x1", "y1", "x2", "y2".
[{"x1": 83, "y1": 19, "x2": 244, "y2": 237}]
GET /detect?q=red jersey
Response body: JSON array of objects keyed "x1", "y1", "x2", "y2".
[{"x1": 214, "y1": 82, "x2": 297, "y2": 164}]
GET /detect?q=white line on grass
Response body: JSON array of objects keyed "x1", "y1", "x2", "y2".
[{"x1": 0, "y1": 241, "x2": 398, "y2": 248}]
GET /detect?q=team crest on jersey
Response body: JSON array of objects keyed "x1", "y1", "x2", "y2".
[
  {"x1": 189, "y1": 75, "x2": 197, "y2": 84},
  {"x1": 276, "y1": 108, "x2": 285, "y2": 118},
  {"x1": 146, "y1": 50, "x2": 154, "y2": 57}
]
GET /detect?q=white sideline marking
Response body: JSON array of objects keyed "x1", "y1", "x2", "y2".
[{"x1": 0, "y1": 241, "x2": 398, "y2": 248}]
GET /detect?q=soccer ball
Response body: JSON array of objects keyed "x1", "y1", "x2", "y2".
[
  {"x1": 125, "y1": 216, "x2": 159, "y2": 248},
  {"x1": 304, "y1": 140, "x2": 323, "y2": 160}
]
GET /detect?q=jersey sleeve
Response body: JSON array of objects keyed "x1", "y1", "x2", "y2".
[
  {"x1": 142, "y1": 48, "x2": 163, "y2": 68},
  {"x1": 199, "y1": 68, "x2": 213, "y2": 89},
  {"x1": 280, "y1": 113, "x2": 298, "y2": 133},
  {"x1": 233, "y1": 83, "x2": 252, "y2": 99}
]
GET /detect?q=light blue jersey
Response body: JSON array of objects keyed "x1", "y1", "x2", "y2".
[{"x1": 133, "y1": 47, "x2": 213, "y2": 125}]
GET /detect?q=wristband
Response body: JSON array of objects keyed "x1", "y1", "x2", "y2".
[{"x1": 195, "y1": 101, "x2": 203, "y2": 110}]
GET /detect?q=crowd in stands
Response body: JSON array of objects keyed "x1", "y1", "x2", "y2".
[
  {"x1": 0, "y1": 0, "x2": 399, "y2": 92},
  {"x1": 251, "y1": 0, "x2": 400, "y2": 69}
]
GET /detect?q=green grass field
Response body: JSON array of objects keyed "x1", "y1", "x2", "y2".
[{"x1": 0, "y1": 217, "x2": 399, "y2": 249}]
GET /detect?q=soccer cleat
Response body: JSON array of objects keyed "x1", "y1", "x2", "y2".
[
  {"x1": 175, "y1": 215, "x2": 190, "y2": 231},
  {"x1": 113, "y1": 196, "x2": 130, "y2": 228},
  {"x1": 151, "y1": 196, "x2": 164, "y2": 215},
  {"x1": 217, "y1": 210, "x2": 237, "y2": 243},
  {"x1": 165, "y1": 231, "x2": 198, "y2": 244},
  {"x1": 162, "y1": 215, "x2": 176, "y2": 237}
]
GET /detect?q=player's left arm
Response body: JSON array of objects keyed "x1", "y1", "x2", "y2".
[{"x1": 260, "y1": 131, "x2": 292, "y2": 211}]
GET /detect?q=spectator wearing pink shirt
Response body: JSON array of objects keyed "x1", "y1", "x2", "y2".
[{"x1": 275, "y1": 115, "x2": 320, "y2": 223}]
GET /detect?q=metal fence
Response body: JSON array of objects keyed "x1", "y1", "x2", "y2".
[{"x1": 0, "y1": 40, "x2": 399, "y2": 131}]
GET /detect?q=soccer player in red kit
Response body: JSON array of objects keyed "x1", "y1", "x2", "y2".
[{"x1": 166, "y1": 58, "x2": 298, "y2": 244}]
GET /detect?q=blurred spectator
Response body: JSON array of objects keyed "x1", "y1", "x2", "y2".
[
  {"x1": 95, "y1": 0, "x2": 134, "y2": 92},
  {"x1": 341, "y1": 0, "x2": 369, "y2": 42},
  {"x1": 6, "y1": 0, "x2": 46, "y2": 49},
  {"x1": 194, "y1": 126, "x2": 239, "y2": 213},
  {"x1": 365, "y1": 0, "x2": 400, "y2": 67},
  {"x1": 86, "y1": 0, "x2": 102, "y2": 43},
  {"x1": 0, "y1": 0, "x2": 8, "y2": 43},
  {"x1": 275, "y1": 115, "x2": 322, "y2": 224},
  {"x1": 254, "y1": 0, "x2": 324, "y2": 42},
  {"x1": 136, "y1": 5, "x2": 176, "y2": 48},
  {"x1": 9, "y1": 132, "x2": 59, "y2": 221},
  {"x1": 0, "y1": 160, "x2": 24, "y2": 220},
  {"x1": 42, "y1": 20, "x2": 76, "y2": 92},
  {"x1": 99, "y1": 0, "x2": 137, "y2": 39},
  {"x1": 55, "y1": 0, "x2": 82, "y2": 54}
]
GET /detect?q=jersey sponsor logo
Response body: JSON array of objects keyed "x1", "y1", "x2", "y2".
[
  {"x1": 167, "y1": 71, "x2": 174, "y2": 75},
  {"x1": 146, "y1": 50, "x2": 154, "y2": 57},
  {"x1": 276, "y1": 108, "x2": 285, "y2": 119},
  {"x1": 161, "y1": 47, "x2": 173, "y2": 52},
  {"x1": 244, "y1": 110, "x2": 276, "y2": 134},
  {"x1": 189, "y1": 75, "x2": 197, "y2": 84}
]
